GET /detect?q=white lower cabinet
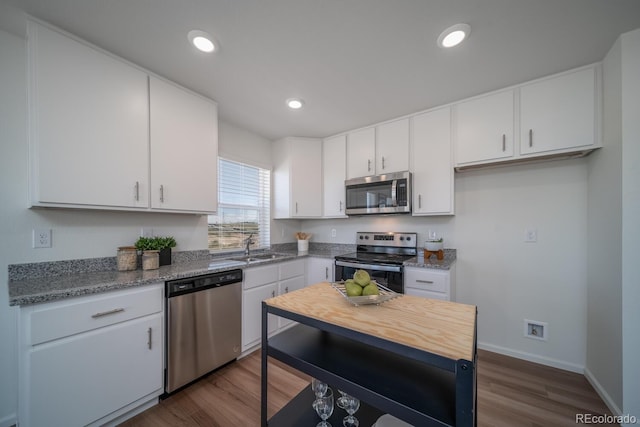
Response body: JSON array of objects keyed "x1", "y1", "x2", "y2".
[
  {"x1": 241, "y1": 259, "x2": 306, "y2": 352},
  {"x1": 18, "y1": 284, "x2": 164, "y2": 427},
  {"x1": 404, "y1": 266, "x2": 455, "y2": 301},
  {"x1": 306, "y1": 257, "x2": 334, "y2": 284}
]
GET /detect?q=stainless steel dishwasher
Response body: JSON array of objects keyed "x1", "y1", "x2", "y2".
[{"x1": 165, "y1": 269, "x2": 242, "y2": 394}]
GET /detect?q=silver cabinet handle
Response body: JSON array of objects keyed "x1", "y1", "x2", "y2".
[
  {"x1": 339, "y1": 201, "x2": 343, "y2": 212},
  {"x1": 325, "y1": 266, "x2": 329, "y2": 280},
  {"x1": 91, "y1": 308, "x2": 125, "y2": 319},
  {"x1": 271, "y1": 290, "x2": 275, "y2": 297},
  {"x1": 135, "y1": 182, "x2": 139, "y2": 201},
  {"x1": 382, "y1": 156, "x2": 385, "y2": 170},
  {"x1": 160, "y1": 185, "x2": 165, "y2": 203},
  {"x1": 418, "y1": 194, "x2": 422, "y2": 209},
  {"x1": 529, "y1": 129, "x2": 533, "y2": 147},
  {"x1": 367, "y1": 159, "x2": 371, "y2": 172},
  {"x1": 295, "y1": 202, "x2": 298, "y2": 214},
  {"x1": 147, "y1": 327, "x2": 152, "y2": 350},
  {"x1": 502, "y1": 134, "x2": 506, "y2": 152},
  {"x1": 416, "y1": 279, "x2": 434, "y2": 284},
  {"x1": 285, "y1": 286, "x2": 289, "y2": 293}
]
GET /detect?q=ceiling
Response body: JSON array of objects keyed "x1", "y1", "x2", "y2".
[{"x1": 2, "y1": 0, "x2": 640, "y2": 141}]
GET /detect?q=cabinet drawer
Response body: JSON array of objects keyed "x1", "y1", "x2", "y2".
[
  {"x1": 279, "y1": 260, "x2": 305, "y2": 280},
  {"x1": 404, "y1": 268, "x2": 449, "y2": 293},
  {"x1": 29, "y1": 284, "x2": 162, "y2": 345},
  {"x1": 244, "y1": 264, "x2": 279, "y2": 290}
]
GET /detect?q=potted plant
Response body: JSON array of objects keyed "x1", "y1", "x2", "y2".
[
  {"x1": 135, "y1": 236, "x2": 176, "y2": 267},
  {"x1": 155, "y1": 236, "x2": 177, "y2": 266},
  {"x1": 134, "y1": 236, "x2": 161, "y2": 270}
]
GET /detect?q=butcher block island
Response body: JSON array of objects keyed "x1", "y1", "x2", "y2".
[{"x1": 261, "y1": 282, "x2": 477, "y2": 427}]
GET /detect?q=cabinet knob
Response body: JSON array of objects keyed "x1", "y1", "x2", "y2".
[
  {"x1": 271, "y1": 290, "x2": 275, "y2": 298},
  {"x1": 285, "y1": 286, "x2": 289, "y2": 293}
]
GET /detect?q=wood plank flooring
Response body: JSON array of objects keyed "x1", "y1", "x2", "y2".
[{"x1": 119, "y1": 349, "x2": 616, "y2": 427}]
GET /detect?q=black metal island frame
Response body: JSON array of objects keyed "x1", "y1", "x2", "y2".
[{"x1": 261, "y1": 282, "x2": 478, "y2": 426}]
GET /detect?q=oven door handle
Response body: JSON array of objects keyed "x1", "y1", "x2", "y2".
[{"x1": 335, "y1": 260, "x2": 403, "y2": 273}]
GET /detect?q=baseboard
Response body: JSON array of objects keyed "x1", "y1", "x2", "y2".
[
  {"x1": 478, "y1": 341, "x2": 584, "y2": 373},
  {"x1": 584, "y1": 367, "x2": 623, "y2": 417},
  {"x1": 0, "y1": 413, "x2": 17, "y2": 427}
]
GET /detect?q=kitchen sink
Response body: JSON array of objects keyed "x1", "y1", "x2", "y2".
[{"x1": 229, "y1": 253, "x2": 287, "y2": 263}]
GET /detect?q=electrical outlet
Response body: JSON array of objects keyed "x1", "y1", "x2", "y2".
[
  {"x1": 524, "y1": 228, "x2": 537, "y2": 243},
  {"x1": 140, "y1": 228, "x2": 154, "y2": 238},
  {"x1": 33, "y1": 228, "x2": 52, "y2": 248}
]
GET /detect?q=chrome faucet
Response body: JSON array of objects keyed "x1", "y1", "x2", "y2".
[{"x1": 244, "y1": 233, "x2": 255, "y2": 256}]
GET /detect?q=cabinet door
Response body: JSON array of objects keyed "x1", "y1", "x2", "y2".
[
  {"x1": 278, "y1": 275, "x2": 307, "y2": 329},
  {"x1": 242, "y1": 283, "x2": 278, "y2": 351},
  {"x1": 306, "y1": 257, "x2": 334, "y2": 284},
  {"x1": 323, "y1": 135, "x2": 347, "y2": 217},
  {"x1": 520, "y1": 67, "x2": 595, "y2": 155},
  {"x1": 290, "y1": 139, "x2": 322, "y2": 217},
  {"x1": 404, "y1": 268, "x2": 450, "y2": 301},
  {"x1": 27, "y1": 314, "x2": 162, "y2": 427},
  {"x1": 376, "y1": 118, "x2": 409, "y2": 173},
  {"x1": 29, "y1": 21, "x2": 149, "y2": 208},
  {"x1": 150, "y1": 77, "x2": 218, "y2": 212},
  {"x1": 455, "y1": 90, "x2": 514, "y2": 165},
  {"x1": 346, "y1": 128, "x2": 375, "y2": 179},
  {"x1": 411, "y1": 108, "x2": 454, "y2": 215}
]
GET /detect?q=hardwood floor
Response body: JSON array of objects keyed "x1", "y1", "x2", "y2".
[{"x1": 119, "y1": 349, "x2": 616, "y2": 427}]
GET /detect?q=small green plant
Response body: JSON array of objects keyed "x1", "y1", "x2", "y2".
[{"x1": 134, "y1": 236, "x2": 176, "y2": 251}]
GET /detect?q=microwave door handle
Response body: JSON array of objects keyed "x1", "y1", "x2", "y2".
[{"x1": 391, "y1": 180, "x2": 397, "y2": 206}]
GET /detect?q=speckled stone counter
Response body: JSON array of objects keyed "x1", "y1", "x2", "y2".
[
  {"x1": 8, "y1": 245, "x2": 356, "y2": 306},
  {"x1": 403, "y1": 249, "x2": 457, "y2": 270}
]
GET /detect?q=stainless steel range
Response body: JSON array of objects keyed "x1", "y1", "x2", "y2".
[{"x1": 334, "y1": 232, "x2": 417, "y2": 294}]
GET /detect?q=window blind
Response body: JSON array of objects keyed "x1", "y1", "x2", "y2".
[{"x1": 208, "y1": 158, "x2": 270, "y2": 251}]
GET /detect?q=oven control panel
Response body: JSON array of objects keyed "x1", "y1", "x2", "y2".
[{"x1": 356, "y1": 232, "x2": 417, "y2": 248}]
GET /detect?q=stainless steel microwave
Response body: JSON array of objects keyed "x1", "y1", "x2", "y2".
[{"x1": 345, "y1": 171, "x2": 411, "y2": 215}]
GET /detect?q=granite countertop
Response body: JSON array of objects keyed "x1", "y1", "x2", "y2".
[
  {"x1": 8, "y1": 245, "x2": 456, "y2": 307},
  {"x1": 7, "y1": 247, "x2": 352, "y2": 307}
]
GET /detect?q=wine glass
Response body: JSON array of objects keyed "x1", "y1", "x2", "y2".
[
  {"x1": 336, "y1": 389, "x2": 347, "y2": 409},
  {"x1": 314, "y1": 388, "x2": 334, "y2": 427},
  {"x1": 311, "y1": 378, "x2": 328, "y2": 398},
  {"x1": 342, "y1": 393, "x2": 360, "y2": 427}
]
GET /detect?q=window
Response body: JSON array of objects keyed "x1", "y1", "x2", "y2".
[{"x1": 208, "y1": 158, "x2": 270, "y2": 251}]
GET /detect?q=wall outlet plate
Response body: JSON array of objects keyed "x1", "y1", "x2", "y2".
[
  {"x1": 524, "y1": 319, "x2": 548, "y2": 341},
  {"x1": 33, "y1": 228, "x2": 52, "y2": 248}
]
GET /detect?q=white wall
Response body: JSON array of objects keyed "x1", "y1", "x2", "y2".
[
  {"x1": 586, "y1": 34, "x2": 623, "y2": 413},
  {"x1": 620, "y1": 28, "x2": 640, "y2": 424},
  {"x1": 302, "y1": 159, "x2": 589, "y2": 371}
]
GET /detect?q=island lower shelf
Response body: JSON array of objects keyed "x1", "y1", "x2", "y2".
[{"x1": 261, "y1": 283, "x2": 477, "y2": 427}]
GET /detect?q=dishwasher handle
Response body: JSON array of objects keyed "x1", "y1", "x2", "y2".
[{"x1": 166, "y1": 269, "x2": 243, "y2": 298}]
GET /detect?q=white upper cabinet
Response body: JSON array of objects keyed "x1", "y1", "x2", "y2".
[
  {"x1": 28, "y1": 21, "x2": 149, "y2": 209},
  {"x1": 346, "y1": 127, "x2": 376, "y2": 179},
  {"x1": 411, "y1": 108, "x2": 454, "y2": 215},
  {"x1": 273, "y1": 137, "x2": 323, "y2": 218},
  {"x1": 520, "y1": 67, "x2": 596, "y2": 155},
  {"x1": 376, "y1": 118, "x2": 410, "y2": 174},
  {"x1": 454, "y1": 90, "x2": 515, "y2": 165},
  {"x1": 27, "y1": 21, "x2": 218, "y2": 213},
  {"x1": 149, "y1": 77, "x2": 218, "y2": 213},
  {"x1": 346, "y1": 119, "x2": 410, "y2": 179},
  {"x1": 323, "y1": 135, "x2": 347, "y2": 217}
]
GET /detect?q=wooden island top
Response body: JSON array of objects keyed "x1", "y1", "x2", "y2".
[{"x1": 264, "y1": 282, "x2": 477, "y2": 362}]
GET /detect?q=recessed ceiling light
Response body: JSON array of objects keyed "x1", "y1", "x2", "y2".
[
  {"x1": 437, "y1": 23, "x2": 471, "y2": 48},
  {"x1": 286, "y1": 98, "x2": 304, "y2": 109},
  {"x1": 188, "y1": 30, "x2": 216, "y2": 53}
]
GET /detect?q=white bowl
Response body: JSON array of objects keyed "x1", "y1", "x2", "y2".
[{"x1": 425, "y1": 241, "x2": 443, "y2": 251}]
